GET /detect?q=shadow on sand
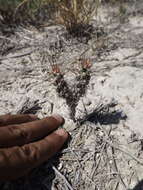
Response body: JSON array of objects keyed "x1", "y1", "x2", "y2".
[
  {"x1": 130, "y1": 180, "x2": 143, "y2": 190},
  {"x1": 0, "y1": 154, "x2": 62, "y2": 190},
  {"x1": 78, "y1": 102, "x2": 127, "y2": 126}
]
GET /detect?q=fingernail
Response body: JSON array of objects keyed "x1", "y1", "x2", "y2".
[
  {"x1": 52, "y1": 114, "x2": 65, "y2": 125},
  {"x1": 29, "y1": 114, "x2": 39, "y2": 120},
  {"x1": 54, "y1": 129, "x2": 68, "y2": 137}
]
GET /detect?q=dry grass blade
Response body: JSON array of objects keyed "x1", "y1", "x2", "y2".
[
  {"x1": 56, "y1": 0, "x2": 99, "y2": 35},
  {"x1": 0, "y1": 50, "x2": 34, "y2": 61},
  {"x1": 52, "y1": 166, "x2": 74, "y2": 190},
  {"x1": 97, "y1": 122, "x2": 143, "y2": 166},
  {"x1": 111, "y1": 146, "x2": 127, "y2": 189},
  {"x1": 91, "y1": 141, "x2": 108, "y2": 179},
  {"x1": 14, "y1": 0, "x2": 30, "y2": 16},
  {"x1": 108, "y1": 142, "x2": 143, "y2": 166}
]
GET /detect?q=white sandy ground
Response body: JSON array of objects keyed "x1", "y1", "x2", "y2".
[
  {"x1": 1, "y1": 2, "x2": 143, "y2": 189},
  {"x1": 77, "y1": 66, "x2": 143, "y2": 135}
]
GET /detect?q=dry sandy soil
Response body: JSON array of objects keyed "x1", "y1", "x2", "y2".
[{"x1": 0, "y1": 1, "x2": 143, "y2": 190}]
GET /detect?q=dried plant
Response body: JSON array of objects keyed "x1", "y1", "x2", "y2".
[
  {"x1": 55, "y1": 0, "x2": 99, "y2": 35},
  {"x1": 0, "y1": 0, "x2": 99, "y2": 32},
  {"x1": 0, "y1": 0, "x2": 127, "y2": 26},
  {"x1": 56, "y1": 0, "x2": 96, "y2": 26},
  {"x1": 0, "y1": 0, "x2": 55, "y2": 24}
]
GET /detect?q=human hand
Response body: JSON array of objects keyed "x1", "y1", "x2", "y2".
[{"x1": 0, "y1": 114, "x2": 69, "y2": 181}]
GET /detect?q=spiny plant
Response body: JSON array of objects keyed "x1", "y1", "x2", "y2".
[{"x1": 51, "y1": 59, "x2": 92, "y2": 121}]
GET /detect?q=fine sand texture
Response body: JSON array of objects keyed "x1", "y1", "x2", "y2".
[{"x1": 0, "y1": 1, "x2": 143, "y2": 189}]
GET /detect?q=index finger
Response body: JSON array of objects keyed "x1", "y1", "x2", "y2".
[
  {"x1": 0, "y1": 114, "x2": 38, "y2": 127},
  {"x1": 0, "y1": 115, "x2": 65, "y2": 148}
]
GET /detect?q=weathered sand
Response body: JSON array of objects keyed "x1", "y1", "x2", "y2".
[{"x1": 0, "y1": 1, "x2": 143, "y2": 189}]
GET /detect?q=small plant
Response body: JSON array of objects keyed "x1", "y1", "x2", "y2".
[
  {"x1": 51, "y1": 59, "x2": 91, "y2": 121},
  {"x1": 80, "y1": 58, "x2": 92, "y2": 71},
  {"x1": 51, "y1": 64, "x2": 61, "y2": 75}
]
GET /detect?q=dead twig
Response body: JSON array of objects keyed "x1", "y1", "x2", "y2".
[
  {"x1": 90, "y1": 125, "x2": 112, "y2": 179},
  {"x1": 114, "y1": 181, "x2": 120, "y2": 190},
  {"x1": 0, "y1": 50, "x2": 34, "y2": 60},
  {"x1": 90, "y1": 141, "x2": 108, "y2": 180},
  {"x1": 0, "y1": 36, "x2": 18, "y2": 44},
  {"x1": 108, "y1": 142, "x2": 143, "y2": 166},
  {"x1": 111, "y1": 146, "x2": 127, "y2": 189},
  {"x1": 52, "y1": 166, "x2": 74, "y2": 190}
]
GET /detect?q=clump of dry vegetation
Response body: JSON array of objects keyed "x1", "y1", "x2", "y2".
[
  {"x1": 54, "y1": 0, "x2": 98, "y2": 36},
  {"x1": 0, "y1": 0, "x2": 98, "y2": 35},
  {"x1": 0, "y1": 0, "x2": 50, "y2": 24}
]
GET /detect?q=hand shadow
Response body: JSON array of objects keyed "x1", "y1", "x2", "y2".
[
  {"x1": 0, "y1": 139, "x2": 72, "y2": 190},
  {"x1": 0, "y1": 156, "x2": 59, "y2": 190},
  {"x1": 130, "y1": 180, "x2": 143, "y2": 190}
]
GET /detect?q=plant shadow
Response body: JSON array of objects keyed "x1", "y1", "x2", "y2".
[
  {"x1": 78, "y1": 103, "x2": 127, "y2": 125},
  {"x1": 64, "y1": 24, "x2": 106, "y2": 44},
  {"x1": 87, "y1": 110, "x2": 127, "y2": 125}
]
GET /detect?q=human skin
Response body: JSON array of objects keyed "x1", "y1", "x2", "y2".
[{"x1": 0, "y1": 114, "x2": 69, "y2": 181}]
